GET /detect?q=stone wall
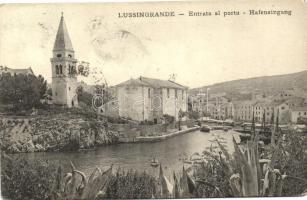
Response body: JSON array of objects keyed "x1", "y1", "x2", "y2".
[{"x1": 138, "y1": 124, "x2": 168, "y2": 136}]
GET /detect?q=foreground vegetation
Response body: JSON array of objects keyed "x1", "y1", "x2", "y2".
[{"x1": 1, "y1": 130, "x2": 306, "y2": 199}]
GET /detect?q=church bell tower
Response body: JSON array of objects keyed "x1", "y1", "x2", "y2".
[{"x1": 51, "y1": 13, "x2": 78, "y2": 107}]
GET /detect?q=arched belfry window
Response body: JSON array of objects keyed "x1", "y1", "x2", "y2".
[
  {"x1": 59, "y1": 65, "x2": 63, "y2": 74},
  {"x1": 56, "y1": 65, "x2": 59, "y2": 75},
  {"x1": 68, "y1": 65, "x2": 71, "y2": 74}
]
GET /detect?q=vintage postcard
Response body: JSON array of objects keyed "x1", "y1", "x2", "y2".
[{"x1": 0, "y1": 0, "x2": 306, "y2": 199}]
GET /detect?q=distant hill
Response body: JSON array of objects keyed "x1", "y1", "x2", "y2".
[{"x1": 189, "y1": 70, "x2": 307, "y2": 99}]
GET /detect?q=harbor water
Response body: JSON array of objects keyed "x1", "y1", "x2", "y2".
[{"x1": 19, "y1": 130, "x2": 240, "y2": 177}]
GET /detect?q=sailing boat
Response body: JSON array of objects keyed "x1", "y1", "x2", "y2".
[{"x1": 150, "y1": 157, "x2": 159, "y2": 167}]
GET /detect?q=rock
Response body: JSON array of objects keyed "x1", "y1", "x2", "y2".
[
  {"x1": 7, "y1": 143, "x2": 20, "y2": 153},
  {"x1": 35, "y1": 144, "x2": 45, "y2": 152},
  {"x1": 25, "y1": 140, "x2": 35, "y2": 153},
  {"x1": 15, "y1": 142, "x2": 23, "y2": 151},
  {"x1": 32, "y1": 135, "x2": 39, "y2": 143}
]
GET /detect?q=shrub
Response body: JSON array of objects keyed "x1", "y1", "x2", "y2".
[
  {"x1": 140, "y1": 120, "x2": 154, "y2": 125},
  {"x1": 163, "y1": 114, "x2": 175, "y2": 124},
  {"x1": 187, "y1": 110, "x2": 200, "y2": 120},
  {"x1": 105, "y1": 169, "x2": 157, "y2": 199},
  {"x1": 266, "y1": 131, "x2": 307, "y2": 196},
  {"x1": 1, "y1": 154, "x2": 58, "y2": 200},
  {"x1": 107, "y1": 116, "x2": 128, "y2": 124}
]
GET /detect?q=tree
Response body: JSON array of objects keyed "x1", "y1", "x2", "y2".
[
  {"x1": 187, "y1": 110, "x2": 200, "y2": 120},
  {"x1": 0, "y1": 73, "x2": 47, "y2": 110},
  {"x1": 77, "y1": 86, "x2": 93, "y2": 107},
  {"x1": 178, "y1": 109, "x2": 186, "y2": 131}
]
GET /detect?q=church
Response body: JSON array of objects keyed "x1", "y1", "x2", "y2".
[{"x1": 51, "y1": 13, "x2": 79, "y2": 107}]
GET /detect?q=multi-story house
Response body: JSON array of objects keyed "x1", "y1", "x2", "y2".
[
  {"x1": 114, "y1": 76, "x2": 188, "y2": 123},
  {"x1": 253, "y1": 101, "x2": 290, "y2": 124},
  {"x1": 291, "y1": 107, "x2": 307, "y2": 124},
  {"x1": 233, "y1": 100, "x2": 256, "y2": 122}
]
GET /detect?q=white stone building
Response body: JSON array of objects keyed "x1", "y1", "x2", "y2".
[
  {"x1": 114, "y1": 77, "x2": 188, "y2": 123},
  {"x1": 291, "y1": 107, "x2": 307, "y2": 124}
]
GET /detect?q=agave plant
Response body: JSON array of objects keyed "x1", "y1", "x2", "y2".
[
  {"x1": 229, "y1": 133, "x2": 292, "y2": 197},
  {"x1": 55, "y1": 161, "x2": 113, "y2": 200}
]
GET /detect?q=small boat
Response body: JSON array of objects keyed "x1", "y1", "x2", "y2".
[
  {"x1": 193, "y1": 159, "x2": 204, "y2": 165},
  {"x1": 200, "y1": 125, "x2": 210, "y2": 132},
  {"x1": 150, "y1": 157, "x2": 159, "y2": 167},
  {"x1": 190, "y1": 153, "x2": 204, "y2": 165},
  {"x1": 211, "y1": 126, "x2": 224, "y2": 130},
  {"x1": 239, "y1": 133, "x2": 251, "y2": 143},
  {"x1": 183, "y1": 158, "x2": 192, "y2": 164},
  {"x1": 233, "y1": 128, "x2": 251, "y2": 134}
]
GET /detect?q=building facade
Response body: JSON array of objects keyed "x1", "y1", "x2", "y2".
[
  {"x1": 233, "y1": 100, "x2": 255, "y2": 122},
  {"x1": 290, "y1": 107, "x2": 307, "y2": 124},
  {"x1": 51, "y1": 14, "x2": 78, "y2": 107},
  {"x1": 115, "y1": 77, "x2": 188, "y2": 122}
]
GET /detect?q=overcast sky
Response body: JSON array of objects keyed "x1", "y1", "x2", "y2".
[{"x1": 0, "y1": 0, "x2": 306, "y2": 88}]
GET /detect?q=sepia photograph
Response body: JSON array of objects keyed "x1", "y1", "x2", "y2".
[{"x1": 0, "y1": 0, "x2": 307, "y2": 199}]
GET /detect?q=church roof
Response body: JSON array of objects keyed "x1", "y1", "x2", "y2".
[
  {"x1": 116, "y1": 78, "x2": 151, "y2": 87},
  {"x1": 140, "y1": 76, "x2": 188, "y2": 90},
  {"x1": 116, "y1": 76, "x2": 188, "y2": 90},
  {"x1": 53, "y1": 14, "x2": 74, "y2": 52}
]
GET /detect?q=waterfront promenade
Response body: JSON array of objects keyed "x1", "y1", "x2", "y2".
[{"x1": 133, "y1": 126, "x2": 200, "y2": 143}]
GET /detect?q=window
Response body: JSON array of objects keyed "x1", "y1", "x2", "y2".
[
  {"x1": 57, "y1": 54, "x2": 62, "y2": 58},
  {"x1": 175, "y1": 89, "x2": 178, "y2": 99},
  {"x1": 69, "y1": 87, "x2": 71, "y2": 91},
  {"x1": 68, "y1": 54, "x2": 72, "y2": 58},
  {"x1": 182, "y1": 90, "x2": 184, "y2": 100},
  {"x1": 167, "y1": 88, "x2": 170, "y2": 98},
  {"x1": 55, "y1": 65, "x2": 59, "y2": 74},
  {"x1": 68, "y1": 65, "x2": 74, "y2": 75},
  {"x1": 148, "y1": 88, "x2": 150, "y2": 98},
  {"x1": 299, "y1": 112, "x2": 301, "y2": 115},
  {"x1": 281, "y1": 106, "x2": 285, "y2": 110},
  {"x1": 305, "y1": 112, "x2": 307, "y2": 116},
  {"x1": 59, "y1": 65, "x2": 63, "y2": 74}
]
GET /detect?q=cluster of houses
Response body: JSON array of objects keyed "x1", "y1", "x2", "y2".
[{"x1": 190, "y1": 88, "x2": 307, "y2": 125}]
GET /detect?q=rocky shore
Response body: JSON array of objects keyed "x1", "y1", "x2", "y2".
[{"x1": 0, "y1": 116, "x2": 119, "y2": 154}]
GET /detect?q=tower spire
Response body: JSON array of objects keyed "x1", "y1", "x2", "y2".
[{"x1": 53, "y1": 13, "x2": 74, "y2": 52}]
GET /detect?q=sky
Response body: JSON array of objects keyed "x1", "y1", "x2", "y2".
[{"x1": 0, "y1": 0, "x2": 306, "y2": 88}]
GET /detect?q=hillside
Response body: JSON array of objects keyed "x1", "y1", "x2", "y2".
[{"x1": 189, "y1": 70, "x2": 307, "y2": 98}]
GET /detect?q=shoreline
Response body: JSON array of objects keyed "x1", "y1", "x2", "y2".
[{"x1": 118, "y1": 126, "x2": 200, "y2": 143}]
